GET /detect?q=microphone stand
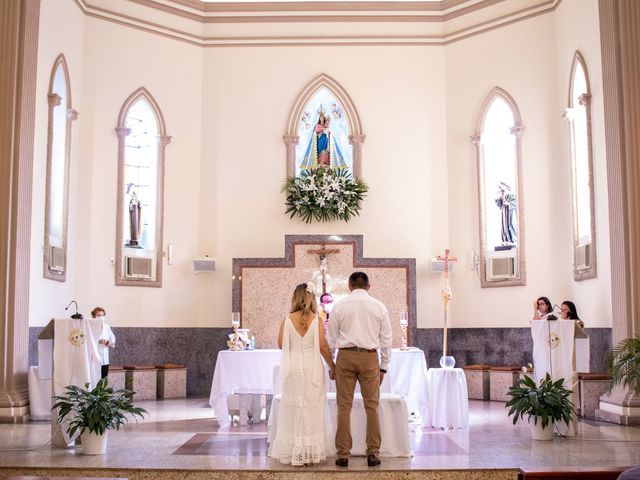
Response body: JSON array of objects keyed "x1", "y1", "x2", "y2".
[{"x1": 65, "y1": 300, "x2": 83, "y2": 319}]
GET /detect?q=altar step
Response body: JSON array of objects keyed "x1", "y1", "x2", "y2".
[
  {"x1": 0, "y1": 467, "x2": 517, "y2": 480},
  {"x1": 517, "y1": 466, "x2": 629, "y2": 479}
]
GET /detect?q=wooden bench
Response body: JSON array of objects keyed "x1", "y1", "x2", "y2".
[
  {"x1": 156, "y1": 363, "x2": 187, "y2": 399},
  {"x1": 577, "y1": 373, "x2": 611, "y2": 418},
  {"x1": 489, "y1": 365, "x2": 522, "y2": 401},
  {"x1": 462, "y1": 364, "x2": 492, "y2": 400},
  {"x1": 517, "y1": 466, "x2": 629, "y2": 479},
  {"x1": 107, "y1": 364, "x2": 126, "y2": 390},
  {"x1": 123, "y1": 365, "x2": 158, "y2": 400}
]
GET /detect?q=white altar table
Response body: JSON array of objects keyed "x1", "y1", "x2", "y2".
[
  {"x1": 268, "y1": 392, "x2": 411, "y2": 457},
  {"x1": 209, "y1": 347, "x2": 430, "y2": 427},
  {"x1": 209, "y1": 349, "x2": 281, "y2": 427},
  {"x1": 381, "y1": 347, "x2": 429, "y2": 421},
  {"x1": 426, "y1": 367, "x2": 469, "y2": 429}
]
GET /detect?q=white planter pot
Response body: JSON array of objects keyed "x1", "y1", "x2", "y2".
[
  {"x1": 530, "y1": 419, "x2": 554, "y2": 441},
  {"x1": 80, "y1": 430, "x2": 109, "y2": 455}
]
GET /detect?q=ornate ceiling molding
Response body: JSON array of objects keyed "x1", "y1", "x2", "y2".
[{"x1": 73, "y1": 0, "x2": 560, "y2": 46}]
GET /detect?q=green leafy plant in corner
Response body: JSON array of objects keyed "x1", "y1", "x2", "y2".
[
  {"x1": 283, "y1": 167, "x2": 368, "y2": 223},
  {"x1": 505, "y1": 373, "x2": 575, "y2": 429},
  {"x1": 52, "y1": 377, "x2": 147, "y2": 437},
  {"x1": 607, "y1": 337, "x2": 640, "y2": 395}
]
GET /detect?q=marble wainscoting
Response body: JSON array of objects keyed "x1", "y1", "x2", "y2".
[
  {"x1": 29, "y1": 326, "x2": 230, "y2": 397},
  {"x1": 414, "y1": 327, "x2": 612, "y2": 373},
  {"x1": 29, "y1": 326, "x2": 611, "y2": 397}
]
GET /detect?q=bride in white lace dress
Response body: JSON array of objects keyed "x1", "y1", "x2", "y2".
[{"x1": 268, "y1": 283, "x2": 336, "y2": 466}]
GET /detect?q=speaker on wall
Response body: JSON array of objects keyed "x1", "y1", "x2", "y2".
[{"x1": 193, "y1": 257, "x2": 216, "y2": 273}]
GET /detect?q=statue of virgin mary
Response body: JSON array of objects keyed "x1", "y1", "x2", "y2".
[{"x1": 299, "y1": 108, "x2": 347, "y2": 171}]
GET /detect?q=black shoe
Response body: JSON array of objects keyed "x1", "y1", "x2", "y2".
[
  {"x1": 335, "y1": 458, "x2": 349, "y2": 467},
  {"x1": 367, "y1": 455, "x2": 381, "y2": 467}
]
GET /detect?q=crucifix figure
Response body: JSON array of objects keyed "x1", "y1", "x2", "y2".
[
  {"x1": 436, "y1": 248, "x2": 457, "y2": 358},
  {"x1": 307, "y1": 244, "x2": 340, "y2": 294}
]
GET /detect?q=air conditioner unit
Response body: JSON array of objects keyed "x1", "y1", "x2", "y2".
[
  {"x1": 486, "y1": 249, "x2": 517, "y2": 280},
  {"x1": 124, "y1": 254, "x2": 155, "y2": 280},
  {"x1": 193, "y1": 257, "x2": 216, "y2": 273},
  {"x1": 576, "y1": 243, "x2": 590, "y2": 269},
  {"x1": 49, "y1": 246, "x2": 65, "y2": 273},
  {"x1": 431, "y1": 259, "x2": 455, "y2": 273}
]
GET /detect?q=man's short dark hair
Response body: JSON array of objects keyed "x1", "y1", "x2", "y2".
[{"x1": 349, "y1": 271, "x2": 369, "y2": 289}]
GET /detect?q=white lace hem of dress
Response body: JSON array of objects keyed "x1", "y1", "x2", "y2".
[{"x1": 271, "y1": 443, "x2": 327, "y2": 466}]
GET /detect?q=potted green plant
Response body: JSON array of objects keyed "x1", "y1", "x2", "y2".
[
  {"x1": 52, "y1": 377, "x2": 147, "y2": 455},
  {"x1": 505, "y1": 373, "x2": 575, "y2": 440},
  {"x1": 607, "y1": 337, "x2": 640, "y2": 394}
]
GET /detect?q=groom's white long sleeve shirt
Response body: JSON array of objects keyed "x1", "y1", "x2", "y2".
[{"x1": 327, "y1": 289, "x2": 392, "y2": 371}]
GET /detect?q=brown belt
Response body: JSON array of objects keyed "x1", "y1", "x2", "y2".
[{"x1": 339, "y1": 347, "x2": 377, "y2": 353}]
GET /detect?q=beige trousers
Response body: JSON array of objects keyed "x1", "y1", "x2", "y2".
[{"x1": 334, "y1": 349, "x2": 381, "y2": 457}]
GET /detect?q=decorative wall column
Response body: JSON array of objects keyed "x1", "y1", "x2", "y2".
[
  {"x1": 596, "y1": 0, "x2": 640, "y2": 425},
  {"x1": 283, "y1": 135, "x2": 299, "y2": 178},
  {"x1": 0, "y1": 0, "x2": 40, "y2": 423}
]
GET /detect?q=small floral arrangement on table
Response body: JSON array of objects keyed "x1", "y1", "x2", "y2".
[{"x1": 282, "y1": 167, "x2": 368, "y2": 223}]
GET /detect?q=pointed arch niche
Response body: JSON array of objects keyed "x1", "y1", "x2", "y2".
[
  {"x1": 564, "y1": 51, "x2": 597, "y2": 281},
  {"x1": 284, "y1": 74, "x2": 365, "y2": 178},
  {"x1": 472, "y1": 87, "x2": 526, "y2": 288},
  {"x1": 43, "y1": 54, "x2": 78, "y2": 282},
  {"x1": 115, "y1": 87, "x2": 171, "y2": 287}
]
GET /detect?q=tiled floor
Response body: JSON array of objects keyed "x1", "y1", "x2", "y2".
[{"x1": 0, "y1": 398, "x2": 639, "y2": 473}]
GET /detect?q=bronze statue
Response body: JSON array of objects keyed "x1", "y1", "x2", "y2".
[{"x1": 126, "y1": 183, "x2": 142, "y2": 248}]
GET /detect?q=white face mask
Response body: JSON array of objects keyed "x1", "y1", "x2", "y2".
[{"x1": 97, "y1": 315, "x2": 107, "y2": 322}]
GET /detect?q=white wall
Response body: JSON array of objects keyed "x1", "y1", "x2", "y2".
[
  {"x1": 30, "y1": 0, "x2": 85, "y2": 324},
  {"x1": 74, "y1": 17, "x2": 204, "y2": 328},
  {"x1": 199, "y1": 46, "x2": 448, "y2": 327},
  {"x1": 444, "y1": 2, "x2": 611, "y2": 328},
  {"x1": 554, "y1": 0, "x2": 611, "y2": 326},
  {"x1": 30, "y1": 0, "x2": 610, "y2": 330},
  {"x1": 30, "y1": 5, "x2": 204, "y2": 328}
]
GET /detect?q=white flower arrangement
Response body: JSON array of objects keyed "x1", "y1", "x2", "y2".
[{"x1": 283, "y1": 167, "x2": 368, "y2": 223}]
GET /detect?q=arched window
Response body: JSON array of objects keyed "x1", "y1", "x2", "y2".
[
  {"x1": 295, "y1": 87, "x2": 353, "y2": 177},
  {"x1": 564, "y1": 51, "x2": 597, "y2": 281},
  {"x1": 284, "y1": 74, "x2": 364, "y2": 179},
  {"x1": 43, "y1": 54, "x2": 77, "y2": 281},
  {"x1": 472, "y1": 88, "x2": 526, "y2": 287},
  {"x1": 115, "y1": 88, "x2": 171, "y2": 287}
]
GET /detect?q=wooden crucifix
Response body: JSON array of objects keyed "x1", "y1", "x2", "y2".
[
  {"x1": 307, "y1": 244, "x2": 340, "y2": 294},
  {"x1": 436, "y1": 248, "x2": 457, "y2": 357}
]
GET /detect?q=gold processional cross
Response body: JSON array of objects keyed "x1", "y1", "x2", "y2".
[{"x1": 436, "y1": 248, "x2": 457, "y2": 357}]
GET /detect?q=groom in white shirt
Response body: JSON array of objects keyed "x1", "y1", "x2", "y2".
[{"x1": 327, "y1": 271, "x2": 392, "y2": 468}]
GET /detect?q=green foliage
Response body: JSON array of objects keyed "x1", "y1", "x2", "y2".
[
  {"x1": 607, "y1": 337, "x2": 640, "y2": 395},
  {"x1": 505, "y1": 373, "x2": 575, "y2": 429},
  {"x1": 52, "y1": 377, "x2": 147, "y2": 437},
  {"x1": 283, "y1": 167, "x2": 368, "y2": 223}
]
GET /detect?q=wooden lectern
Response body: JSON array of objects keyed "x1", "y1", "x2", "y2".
[
  {"x1": 37, "y1": 318, "x2": 103, "y2": 447},
  {"x1": 531, "y1": 319, "x2": 589, "y2": 436}
]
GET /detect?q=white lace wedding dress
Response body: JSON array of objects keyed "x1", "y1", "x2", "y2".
[{"x1": 268, "y1": 315, "x2": 327, "y2": 465}]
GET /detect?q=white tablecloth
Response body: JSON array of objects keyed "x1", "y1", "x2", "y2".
[
  {"x1": 381, "y1": 347, "x2": 429, "y2": 421},
  {"x1": 425, "y1": 367, "x2": 469, "y2": 429},
  {"x1": 209, "y1": 348, "x2": 430, "y2": 427},
  {"x1": 209, "y1": 349, "x2": 281, "y2": 427},
  {"x1": 269, "y1": 392, "x2": 411, "y2": 457}
]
